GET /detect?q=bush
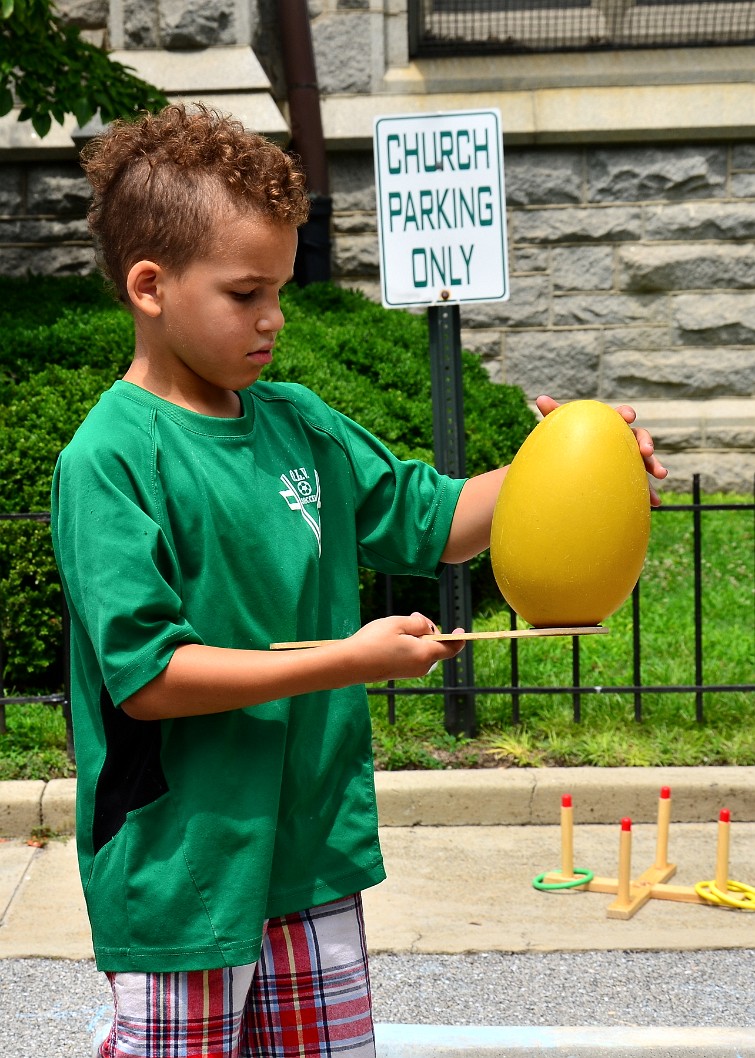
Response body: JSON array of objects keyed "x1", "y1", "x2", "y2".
[{"x1": 0, "y1": 276, "x2": 536, "y2": 691}]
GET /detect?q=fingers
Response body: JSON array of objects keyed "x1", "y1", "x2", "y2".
[{"x1": 535, "y1": 394, "x2": 559, "y2": 417}]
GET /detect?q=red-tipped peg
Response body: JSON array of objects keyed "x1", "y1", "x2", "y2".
[
  {"x1": 562, "y1": 794, "x2": 572, "y2": 808},
  {"x1": 720, "y1": 808, "x2": 731, "y2": 823},
  {"x1": 621, "y1": 817, "x2": 632, "y2": 831},
  {"x1": 660, "y1": 786, "x2": 671, "y2": 799}
]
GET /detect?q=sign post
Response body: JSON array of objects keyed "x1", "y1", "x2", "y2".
[{"x1": 373, "y1": 109, "x2": 509, "y2": 736}]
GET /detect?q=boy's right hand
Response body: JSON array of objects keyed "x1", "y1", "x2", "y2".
[{"x1": 349, "y1": 611, "x2": 465, "y2": 683}]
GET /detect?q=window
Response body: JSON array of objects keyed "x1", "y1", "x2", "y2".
[{"x1": 409, "y1": 0, "x2": 755, "y2": 57}]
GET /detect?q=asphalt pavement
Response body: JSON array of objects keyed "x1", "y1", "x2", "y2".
[{"x1": 1, "y1": 767, "x2": 753, "y2": 1056}]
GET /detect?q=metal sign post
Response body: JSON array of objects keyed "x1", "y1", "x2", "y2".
[
  {"x1": 428, "y1": 302, "x2": 476, "y2": 735},
  {"x1": 373, "y1": 108, "x2": 509, "y2": 736}
]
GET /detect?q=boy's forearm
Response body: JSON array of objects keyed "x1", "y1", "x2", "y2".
[
  {"x1": 121, "y1": 613, "x2": 468, "y2": 721},
  {"x1": 121, "y1": 642, "x2": 362, "y2": 720},
  {"x1": 441, "y1": 467, "x2": 508, "y2": 564}
]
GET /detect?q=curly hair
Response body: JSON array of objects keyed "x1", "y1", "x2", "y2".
[{"x1": 81, "y1": 104, "x2": 310, "y2": 301}]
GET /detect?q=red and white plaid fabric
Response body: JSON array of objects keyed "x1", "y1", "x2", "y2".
[{"x1": 99, "y1": 894, "x2": 375, "y2": 1057}]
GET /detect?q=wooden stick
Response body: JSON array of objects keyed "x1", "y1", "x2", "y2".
[
  {"x1": 715, "y1": 809, "x2": 731, "y2": 893},
  {"x1": 655, "y1": 785, "x2": 672, "y2": 870},
  {"x1": 561, "y1": 794, "x2": 575, "y2": 879},
  {"x1": 270, "y1": 626, "x2": 609, "y2": 650}
]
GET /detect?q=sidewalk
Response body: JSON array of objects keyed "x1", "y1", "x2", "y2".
[{"x1": 1, "y1": 767, "x2": 754, "y2": 1056}]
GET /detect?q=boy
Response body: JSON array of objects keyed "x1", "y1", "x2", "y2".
[{"x1": 51, "y1": 104, "x2": 665, "y2": 1058}]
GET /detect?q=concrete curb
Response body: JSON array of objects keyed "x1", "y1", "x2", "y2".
[
  {"x1": 375, "y1": 767, "x2": 755, "y2": 827},
  {"x1": 1, "y1": 767, "x2": 754, "y2": 837},
  {"x1": 373, "y1": 1025, "x2": 755, "y2": 1057}
]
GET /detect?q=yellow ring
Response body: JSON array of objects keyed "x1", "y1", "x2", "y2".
[{"x1": 694, "y1": 879, "x2": 755, "y2": 910}]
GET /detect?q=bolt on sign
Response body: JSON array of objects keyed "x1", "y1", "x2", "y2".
[{"x1": 373, "y1": 109, "x2": 509, "y2": 309}]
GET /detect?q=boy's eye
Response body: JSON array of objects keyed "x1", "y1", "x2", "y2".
[{"x1": 231, "y1": 289, "x2": 257, "y2": 301}]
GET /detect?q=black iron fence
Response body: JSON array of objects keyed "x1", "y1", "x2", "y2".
[
  {"x1": 0, "y1": 474, "x2": 753, "y2": 755},
  {"x1": 409, "y1": 0, "x2": 755, "y2": 57},
  {"x1": 369, "y1": 474, "x2": 755, "y2": 738}
]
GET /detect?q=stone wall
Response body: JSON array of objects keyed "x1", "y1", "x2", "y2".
[
  {"x1": 1, "y1": 0, "x2": 754, "y2": 489},
  {"x1": 330, "y1": 142, "x2": 755, "y2": 491}
]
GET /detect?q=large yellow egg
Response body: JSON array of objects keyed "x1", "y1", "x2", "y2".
[{"x1": 490, "y1": 400, "x2": 651, "y2": 627}]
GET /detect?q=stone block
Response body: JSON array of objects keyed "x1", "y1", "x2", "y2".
[
  {"x1": 731, "y1": 172, "x2": 755, "y2": 199},
  {"x1": 503, "y1": 148, "x2": 582, "y2": 207},
  {"x1": 587, "y1": 145, "x2": 726, "y2": 202},
  {"x1": 512, "y1": 205, "x2": 641, "y2": 245},
  {"x1": 603, "y1": 348, "x2": 755, "y2": 401},
  {"x1": 0, "y1": 781, "x2": 43, "y2": 838},
  {"x1": 511, "y1": 245, "x2": 549, "y2": 273},
  {"x1": 122, "y1": 0, "x2": 159, "y2": 47},
  {"x1": 731, "y1": 143, "x2": 755, "y2": 170},
  {"x1": 551, "y1": 244, "x2": 613, "y2": 291},
  {"x1": 602, "y1": 326, "x2": 670, "y2": 353},
  {"x1": 56, "y1": 0, "x2": 107, "y2": 27},
  {"x1": 5, "y1": 217, "x2": 90, "y2": 242},
  {"x1": 618, "y1": 242, "x2": 755, "y2": 292},
  {"x1": 331, "y1": 232, "x2": 379, "y2": 275},
  {"x1": 503, "y1": 329, "x2": 601, "y2": 400},
  {"x1": 159, "y1": 0, "x2": 237, "y2": 48},
  {"x1": 0, "y1": 165, "x2": 23, "y2": 215},
  {"x1": 660, "y1": 450, "x2": 755, "y2": 494},
  {"x1": 330, "y1": 152, "x2": 376, "y2": 212},
  {"x1": 644, "y1": 201, "x2": 755, "y2": 241},
  {"x1": 461, "y1": 274, "x2": 548, "y2": 328},
  {"x1": 41, "y1": 779, "x2": 77, "y2": 835},
  {"x1": 673, "y1": 292, "x2": 755, "y2": 347},
  {"x1": 312, "y1": 14, "x2": 372, "y2": 94},
  {"x1": 553, "y1": 292, "x2": 666, "y2": 328},
  {"x1": 0, "y1": 245, "x2": 96, "y2": 276},
  {"x1": 332, "y1": 210, "x2": 376, "y2": 234}
]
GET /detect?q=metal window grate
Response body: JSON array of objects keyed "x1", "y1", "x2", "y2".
[{"x1": 409, "y1": 0, "x2": 755, "y2": 56}]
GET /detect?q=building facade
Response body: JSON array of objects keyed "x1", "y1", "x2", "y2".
[{"x1": 1, "y1": 0, "x2": 754, "y2": 490}]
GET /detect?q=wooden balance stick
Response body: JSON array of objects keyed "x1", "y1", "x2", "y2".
[{"x1": 270, "y1": 626, "x2": 609, "y2": 650}]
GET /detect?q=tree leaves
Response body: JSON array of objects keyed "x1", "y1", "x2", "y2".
[{"x1": 1, "y1": 0, "x2": 168, "y2": 137}]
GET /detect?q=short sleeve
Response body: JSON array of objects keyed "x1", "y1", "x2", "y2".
[
  {"x1": 51, "y1": 426, "x2": 202, "y2": 707},
  {"x1": 330, "y1": 409, "x2": 466, "y2": 577}
]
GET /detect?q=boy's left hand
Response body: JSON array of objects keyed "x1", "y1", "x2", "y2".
[{"x1": 535, "y1": 395, "x2": 668, "y2": 507}]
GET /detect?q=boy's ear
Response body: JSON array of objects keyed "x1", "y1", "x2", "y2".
[{"x1": 127, "y1": 260, "x2": 164, "y2": 318}]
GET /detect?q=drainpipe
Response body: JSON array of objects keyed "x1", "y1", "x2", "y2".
[{"x1": 276, "y1": 0, "x2": 332, "y2": 285}]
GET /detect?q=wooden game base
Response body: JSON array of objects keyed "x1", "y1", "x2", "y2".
[
  {"x1": 270, "y1": 626, "x2": 609, "y2": 650},
  {"x1": 539, "y1": 863, "x2": 703, "y2": 920}
]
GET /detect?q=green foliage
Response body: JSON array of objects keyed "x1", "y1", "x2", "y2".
[
  {"x1": 1, "y1": 0, "x2": 168, "y2": 137},
  {"x1": 0, "y1": 275, "x2": 536, "y2": 720},
  {"x1": 273, "y1": 284, "x2": 535, "y2": 476}
]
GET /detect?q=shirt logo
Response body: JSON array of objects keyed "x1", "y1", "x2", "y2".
[{"x1": 279, "y1": 467, "x2": 322, "y2": 555}]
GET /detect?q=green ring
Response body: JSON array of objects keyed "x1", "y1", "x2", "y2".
[{"x1": 532, "y1": 868, "x2": 595, "y2": 891}]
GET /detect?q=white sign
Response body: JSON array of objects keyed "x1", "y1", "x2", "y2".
[{"x1": 373, "y1": 109, "x2": 509, "y2": 309}]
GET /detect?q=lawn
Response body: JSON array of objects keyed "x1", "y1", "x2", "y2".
[{"x1": 1, "y1": 493, "x2": 753, "y2": 779}]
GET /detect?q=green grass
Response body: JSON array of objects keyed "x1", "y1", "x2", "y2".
[
  {"x1": 370, "y1": 493, "x2": 755, "y2": 769},
  {"x1": 0, "y1": 702, "x2": 74, "y2": 780},
  {"x1": 1, "y1": 494, "x2": 752, "y2": 778}
]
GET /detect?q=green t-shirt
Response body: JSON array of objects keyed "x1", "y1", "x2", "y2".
[{"x1": 51, "y1": 379, "x2": 465, "y2": 972}]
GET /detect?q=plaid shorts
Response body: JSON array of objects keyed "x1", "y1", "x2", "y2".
[{"x1": 98, "y1": 894, "x2": 375, "y2": 1058}]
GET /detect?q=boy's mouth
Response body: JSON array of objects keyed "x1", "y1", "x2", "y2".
[{"x1": 247, "y1": 347, "x2": 273, "y2": 365}]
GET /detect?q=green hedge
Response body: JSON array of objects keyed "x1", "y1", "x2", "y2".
[{"x1": 0, "y1": 277, "x2": 536, "y2": 693}]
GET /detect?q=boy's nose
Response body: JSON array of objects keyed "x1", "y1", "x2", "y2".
[{"x1": 258, "y1": 302, "x2": 285, "y2": 334}]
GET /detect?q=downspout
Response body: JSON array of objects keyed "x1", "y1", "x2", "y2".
[{"x1": 276, "y1": 0, "x2": 332, "y2": 285}]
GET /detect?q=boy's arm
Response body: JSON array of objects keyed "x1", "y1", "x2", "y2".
[
  {"x1": 122, "y1": 611, "x2": 465, "y2": 721},
  {"x1": 441, "y1": 396, "x2": 668, "y2": 565}
]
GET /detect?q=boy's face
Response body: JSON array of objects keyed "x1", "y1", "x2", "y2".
[{"x1": 136, "y1": 207, "x2": 298, "y2": 404}]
